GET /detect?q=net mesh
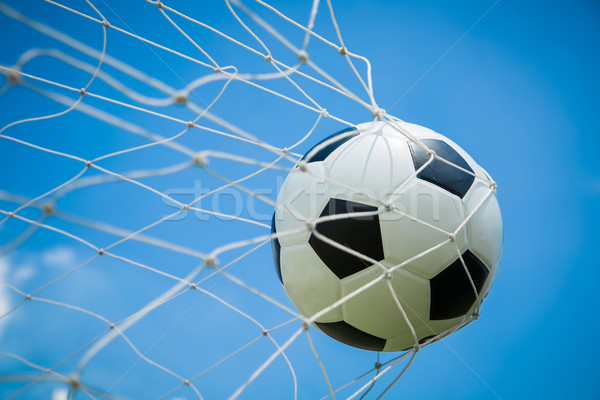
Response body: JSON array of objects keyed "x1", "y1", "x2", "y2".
[{"x1": 0, "y1": 1, "x2": 497, "y2": 399}]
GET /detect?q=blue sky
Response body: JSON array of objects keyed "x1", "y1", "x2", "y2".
[{"x1": 0, "y1": 0, "x2": 599, "y2": 399}]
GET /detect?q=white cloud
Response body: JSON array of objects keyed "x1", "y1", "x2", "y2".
[
  {"x1": 51, "y1": 388, "x2": 68, "y2": 400},
  {"x1": 0, "y1": 257, "x2": 12, "y2": 339},
  {"x1": 0, "y1": 248, "x2": 80, "y2": 340},
  {"x1": 41, "y1": 246, "x2": 77, "y2": 268},
  {"x1": 12, "y1": 264, "x2": 35, "y2": 283}
]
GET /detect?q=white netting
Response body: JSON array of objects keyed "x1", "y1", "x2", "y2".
[{"x1": 0, "y1": 1, "x2": 499, "y2": 399}]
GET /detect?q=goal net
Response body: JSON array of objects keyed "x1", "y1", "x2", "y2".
[{"x1": 0, "y1": 1, "x2": 498, "y2": 399}]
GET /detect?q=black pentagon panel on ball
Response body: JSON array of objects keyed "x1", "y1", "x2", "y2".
[
  {"x1": 408, "y1": 139, "x2": 475, "y2": 198},
  {"x1": 301, "y1": 127, "x2": 359, "y2": 164},
  {"x1": 429, "y1": 250, "x2": 489, "y2": 320},
  {"x1": 271, "y1": 213, "x2": 283, "y2": 284},
  {"x1": 309, "y1": 198, "x2": 384, "y2": 279},
  {"x1": 315, "y1": 320, "x2": 386, "y2": 351}
]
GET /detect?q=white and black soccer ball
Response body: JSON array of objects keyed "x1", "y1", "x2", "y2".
[{"x1": 271, "y1": 121, "x2": 502, "y2": 352}]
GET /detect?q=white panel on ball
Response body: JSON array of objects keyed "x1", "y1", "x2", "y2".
[
  {"x1": 325, "y1": 124, "x2": 415, "y2": 203},
  {"x1": 384, "y1": 324, "x2": 432, "y2": 352},
  {"x1": 279, "y1": 243, "x2": 343, "y2": 322},
  {"x1": 463, "y1": 180, "x2": 503, "y2": 294},
  {"x1": 420, "y1": 313, "x2": 473, "y2": 338},
  {"x1": 380, "y1": 179, "x2": 468, "y2": 279},
  {"x1": 275, "y1": 161, "x2": 330, "y2": 247},
  {"x1": 340, "y1": 261, "x2": 429, "y2": 340},
  {"x1": 384, "y1": 317, "x2": 467, "y2": 352}
]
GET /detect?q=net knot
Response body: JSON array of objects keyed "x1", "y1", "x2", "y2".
[
  {"x1": 6, "y1": 68, "x2": 21, "y2": 84},
  {"x1": 384, "y1": 271, "x2": 393, "y2": 280},
  {"x1": 182, "y1": 204, "x2": 190, "y2": 211},
  {"x1": 85, "y1": 161, "x2": 92, "y2": 168},
  {"x1": 489, "y1": 181, "x2": 498, "y2": 190},
  {"x1": 102, "y1": 20, "x2": 110, "y2": 28},
  {"x1": 204, "y1": 257, "x2": 217, "y2": 267},
  {"x1": 189, "y1": 283, "x2": 197, "y2": 290},
  {"x1": 320, "y1": 109, "x2": 330, "y2": 118},
  {"x1": 193, "y1": 153, "x2": 207, "y2": 167},
  {"x1": 68, "y1": 376, "x2": 81, "y2": 390},
  {"x1": 187, "y1": 121, "x2": 195, "y2": 129},
  {"x1": 373, "y1": 108, "x2": 386, "y2": 120},
  {"x1": 302, "y1": 319, "x2": 311, "y2": 331},
  {"x1": 97, "y1": 248, "x2": 104, "y2": 255},
  {"x1": 213, "y1": 67, "x2": 222, "y2": 73},
  {"x1": 338, "y1": 46, "x2": 348, "y2": 56},
  {"x1": 42, "y1": 203, "x2": 54, "y2": 215},
  {"x1": 7, "y1": 211, "x2": 15, "y2": 218},
  {"x1": 297, "y1": 49, "x2": 309, "y2": 63},
  {"x1": 384, "y1": 203, "x2": 394, "y2": 212},
  {"x1": 79, "y1": 88, "x2": 87, "y2": 96},
  {"x1": 25, "y1": 294, "x2": 32, "y2": 300},
  {"x1": 305, "y1": 220, "x2": 316, "y2": 232},
  {"x1": 262, "y1": 329, "x2": 269, "y2": 336},
  {"x1": 183, "y1": 379, "x2": 190, "y2": 386},
  {"x1": 297, "y1": 161, "x2": 307, "y2": 172},
  {"x1": 426, "y1": 149, "x2": 436, "y2": 158},
  {"x1": 156, "y1": 0, "x2": 164, "y2": 9},
  {"x1": 264, "y1": 54, "x2": 273, "y2": 62},
  {"x1": 173, "y1": 91, "x2": 188, "y2": 105},
  {"x1": 109, "y1": 323, "x2": 115, "y2": 329},
  {"x1": 448, "y1": 233, "x2": 455, "y2": 242}
]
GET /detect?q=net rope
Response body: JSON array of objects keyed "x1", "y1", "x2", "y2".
[{"x1": 0, "y1": 1, "x2": 497, "y2": 399}]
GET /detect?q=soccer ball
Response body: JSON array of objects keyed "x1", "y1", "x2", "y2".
[{"x1": 271, "y1": 121, "x2": 502, "y2": 352}]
